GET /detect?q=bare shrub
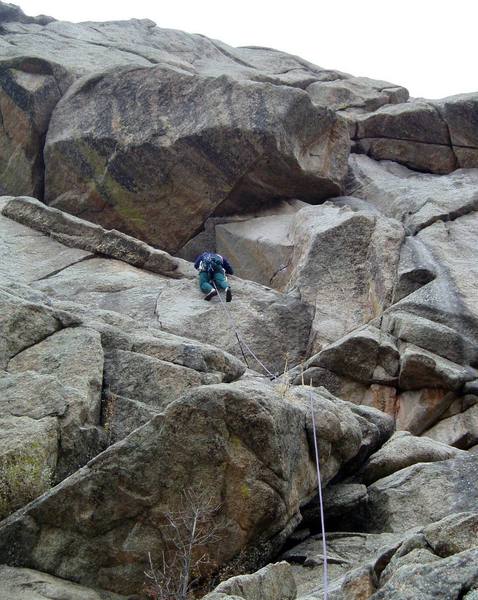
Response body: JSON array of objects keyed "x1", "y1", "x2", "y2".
[
  {"x1": 144, "y1": 488, "x2": 224, "y2": 600},
  {"x1": 275, "y1": 353, "x2": 294, "y2": 400}
]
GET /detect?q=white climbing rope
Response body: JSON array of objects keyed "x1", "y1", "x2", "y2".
[
  {"x1": 213, "y1": 282, "x2": 278, "y2": 380},
  {"x1": 212, "y1": 282, "x2": 250, "y2": 368},
  {"x1": 212, "y1": 283, "x2": 329, "y2": 597},
  {"x1": 309, "y1": 389, "x2": 329, "y2": 600}
]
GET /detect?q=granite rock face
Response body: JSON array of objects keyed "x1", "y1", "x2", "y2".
[
  {"x1": 0, "y1": 4, "x2": 478, "y2": 600},
  {"x1": 2, "y1": 195, "x2": 180, "y2": 276},
  {"x1": 1, "y1": 196, "x2": 307, "y2": 373},
  {"x1": 0, "y1": 197, "x2": 380, "y2": 596},
  {"x1": 0, "y1": 3, "x2": 408, "y2": 247},
  {"x1": 372, "y1": 548, "x2": 478, "y2": 599},
  {"x1": 7, "y1": 326, "x2": 105, "y2": 482},
  {"x1": 212, "y1": 201, "x2": 404, "y2": 353},
  {"x1": 350, "y1": 95, "x2": 478, "y2": 173},
  {"x1": 346, "y1": 154, "x2": 478, "y2": 235},
  {"x1": 44, "y1": 64, "x2": 349, "y2": 252},
  {"x1": 204, "y1": 562, "x2": 296, "y2": 600},
  {"x1": 0, "y1": 565, "x2": 125, "y2": 600},
  {"x1": 0, "y1": 57, "x2": 72, "y2": 197},
  {"x1": 357, "y1": 431, "x2": 466, "y2": 485},
  {"x1": 0, "y1": 381, "x2": 366, "y2": 595},
  {"x1": 284, "y1": 512, "x2": 478, "y2": 599},
  {"x1": 363, "y1": 454, "x2": 478, "y2": 533},
  {"x1": 296, "y1": 161, "x2": 478, "y2": 449},
  {"x1": 0, "y1": 198, "x2": 247, "y2": 524}
]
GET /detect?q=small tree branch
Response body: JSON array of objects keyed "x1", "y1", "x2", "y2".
[{"x1": 144, "y1": 488, "x2": 226, "y2": 600}]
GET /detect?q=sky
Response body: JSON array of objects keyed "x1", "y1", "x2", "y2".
[{"x1": 17, "y1": 0, "x2": 478, "y2": 99}]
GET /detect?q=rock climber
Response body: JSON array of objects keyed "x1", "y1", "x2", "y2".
[{"x1": 194, "y1": 252, "x2": 233, "y2": 302}]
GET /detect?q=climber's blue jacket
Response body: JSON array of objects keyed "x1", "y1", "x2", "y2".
[{"x1": 194, "y1": 252, "x2": 234, "y2": 275}]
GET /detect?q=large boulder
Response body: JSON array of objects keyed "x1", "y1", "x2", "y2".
[
  {"x1": 1, "y1": 195, "x2": 180, "y2": 277},
  {"x1": 125, "y1": 328, "x2": 244, "y2": 380},
  {"x1": 422, "y1": 403, "x2": 478, "y2": 449},
  {"x1": 303, "y1": 325, "x2": 399, "y2": 386},
  {"x1": 103, "y1": 348, "x2": 222, "y2": 410},
  {"x1": 44, "y1": 64, "x2": 349, "y2": 252},
  {"x1": 357, "y1": 431, "x2": 465, "y2": 485},
  {"x1": 295, "y1": 324, "x2": 404, "y2": 421},
  {"x1": 4, "y1": 326, "x2": 106, "y2": 482},
  {"x1": 363, "y1": 454, "x2": 478, "y2": 533},
  {"x1": 291, "y1": 512, "x2": 478, "y2": 599},
  {"x1": 0, "y1": 57, "x2": 72, "y2": 197},
  {"x1": 352, "y1": 101, "x2": 456, "y2": 174},
  {"x1": 307, "y1": 76, "x2": 408, "y2": 113},
  {"x1": 351, "y1": 94, "x2": 478, "y2": 174},
  {"x1": 398, "y1": 343, "x2": 477, "y2": 391},
  {"x1": 0, "y1": 8, "x2": 410, "y2": 246},
  {"x1": 216, "y1": 202, "x2": 404, "y2": 352},
  {"x1": 384, "y1": 309, "x2": 478, "y2": 367},
  {"x1": 346, "y1": 154, "x2": 478, "y2": 235},
  {"x1": 0, "y1": 381, "x2": 366, "y2": 595},
  {"x1": 285, "y1": 204, "x2": 404, "y2": 352},
  {"x1": 371, "y1": 547, "x2": 478, "y2": 599},
  {"x1": 204, "y1": 562, "x2": 296, "y2": 600},
  {"x1": 0, "y1": 565, "x2": 125, "y2": 600}
]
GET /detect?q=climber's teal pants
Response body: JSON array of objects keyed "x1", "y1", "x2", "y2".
[{"x1": 199, "y1": 269, "x2": 228, "y2": 294}]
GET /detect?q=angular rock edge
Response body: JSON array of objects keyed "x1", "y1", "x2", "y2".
[{"x1": 1, "y1": 196, "x2": 184, "y2": 278}]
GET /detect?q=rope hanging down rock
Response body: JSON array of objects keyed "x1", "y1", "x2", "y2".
[
  {"x1": 213, "y1": 282, "x2": 277, "y2": 379},
  {"x1": 212, "y1": 283, "x2": 329, "y2": 599},
  {"x1": 310, "y1": 389, "x2": 329, "y2": 600},
  {"x1": 212, "y1": 282, "x2": 250, "y2": 368}
]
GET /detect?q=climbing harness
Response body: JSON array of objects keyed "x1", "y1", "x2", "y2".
[
  {"x1": 310, "y1": 389, "x2": 329, "y2": 600},
  {"x1": 213, "y1": 282, "x2": 277, "y2": 379}
]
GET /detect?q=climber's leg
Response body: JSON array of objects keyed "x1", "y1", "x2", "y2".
[
  {"x1": 213, "y1": 269, "x2": 229, "y2": 291},
  {"x1": 199, "y1": 271, "x2": 213, "y2": 294}
]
